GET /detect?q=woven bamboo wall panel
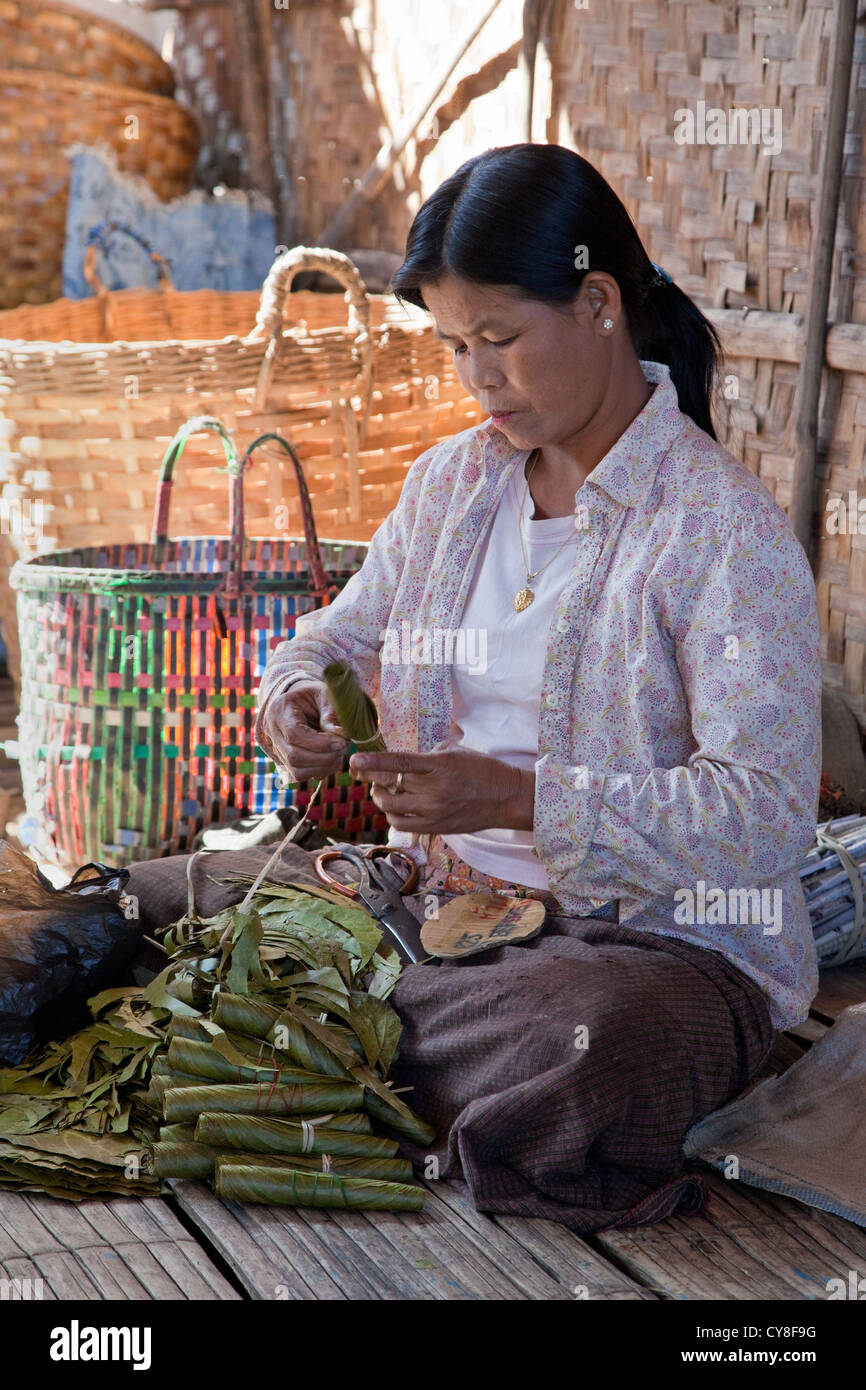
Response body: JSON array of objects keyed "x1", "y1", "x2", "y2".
[{"x1": 546, "y1": 0, "x2": 858, "y2": 320}]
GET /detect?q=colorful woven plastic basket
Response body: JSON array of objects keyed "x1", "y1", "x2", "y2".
[{"x1": 8, "y1": 416, "x2": 389, "y2": 868}]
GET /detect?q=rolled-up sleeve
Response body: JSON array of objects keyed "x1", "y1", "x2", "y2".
[
  {"x1": 534, "y1": 517, "x2": 822, "y2": 905},
  {"x1": 254, "y1": 446, "x2": 433, "y2": 762}
]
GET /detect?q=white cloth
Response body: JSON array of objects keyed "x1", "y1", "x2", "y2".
[{"x1": 436, "y1": 458, "x2": 581, "y2": 887}]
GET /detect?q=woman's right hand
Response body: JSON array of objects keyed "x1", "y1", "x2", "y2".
[{"x1": 261, "y1": 678, "x2": 349, "y2": 783}]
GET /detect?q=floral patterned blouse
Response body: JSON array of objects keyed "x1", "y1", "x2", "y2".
[{"x1": 255, "y1": 360, "x2": 822, "y2": 1029}]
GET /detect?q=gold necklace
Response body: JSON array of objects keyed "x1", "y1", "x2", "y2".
[{"x1": 514, "y1": 449, "x2": 577, "y2": 612}]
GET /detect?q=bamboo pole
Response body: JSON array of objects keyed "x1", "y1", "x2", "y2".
[
  {"x1": 232, "y1": 0, "x2": 279, "y2": 211},
  {"x1": 316, "y1": 0, "x2": 508, "y2": 249},
  {"x1": 519, "y1": 0, "x2": 543, "y2": 142},
  {"x1": 789, "y1": 0, "x2": 858, "y2": 566},
  {"x1": 704, "y1": 310, "x2": 866, "y2": 375}
]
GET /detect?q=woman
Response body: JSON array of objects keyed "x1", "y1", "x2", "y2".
[{"x1": 254, "y1": 144, "x2": 821, "y2": 1232}]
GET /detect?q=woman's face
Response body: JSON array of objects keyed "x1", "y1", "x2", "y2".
[{"x1": 421, "y1": 273, "x2": 618, "y2": 450}]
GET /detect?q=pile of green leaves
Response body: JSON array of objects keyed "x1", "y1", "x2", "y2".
[
  {"x1": 0, "y1": 988, "x2": 168, "y2": 1199},
  {"x1": 146, "y1": 876, "x2": 432, "y2": 1131},
  {"x1": 145, "y1": 874, "x2": 435, "y2": 1206},
  {"x1": 0, "y1": 873, "x2": 434, "y2": 1206}
]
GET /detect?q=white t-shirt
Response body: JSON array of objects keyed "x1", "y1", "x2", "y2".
[{"x1": 437, "y1": 458, "x2": 581, "y2": 888}]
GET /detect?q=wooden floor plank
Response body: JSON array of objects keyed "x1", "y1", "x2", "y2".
[
  {"x1": 295, "y1": 1205, "x2": 446, "y2": 1300},
  {"x1": 356, "y1": 1203, "x2": 532, "y2": 1300},
  {"x1": 61, "y1": 1246, "x2": 154, "y2": 1301},
  {"x1": 785, "y1": 1017, "x2": 828, "y2": 1047},
  {"x1": 423, "y1": 1179, "x2": 647, "y2": 1300},
  {"x1": 171, "y1": 1177, "x2": 568, "y2": 1300},
  {"x1": 0, "y1": 1255, "x2": 54, "y2": 1299},
  {"x1": 252, "y1": 1203, "x2": 391, "y2": 1300},
  {"x1": 595, "y1": 1169, "x2": 866, "y2": 1301},
  {"x1": 419, "y1": 1181, "x2": 568, "y2": 1299},
  {"x1": 325, "y1": 1206, "x2": 489, "y2": 1301},
  {"x1": 491, "y1": 1214, "x2": 657, "y2": 1300},
  {"x1": 764, "y1": 1032, "x2": 810, "y2": 1075},
  {"x1": 0, "y1": 1191, "x2": 63, "y2": 1259},
  {"x1": 242, "y1": 1195, "x2": 532, "y2": 1299},
  {"x1": 293, "y1": 1207, "x2": 448, "y2": 1300},
  {"x1": 0, "y1": 1192, "x2": 239, "y2": 1301},
  {"x1": 145, "y1": 1236, "x2": 241, "y2": 1301},
  {"x1": 32, "y1": 1249, "x2": 105, "y2": 1301},
  {"x1": 170, "y1": 1180, "x2": 338, "y2": 1300},
  {"x1": 811, "y1": 960, "x2": 866, "y2": 1020}
]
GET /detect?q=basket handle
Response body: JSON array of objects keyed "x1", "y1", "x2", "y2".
[
  {"x1": 152, "y1": 417, "x2": 244, "y2": 597},
  {"x1": 84, "y1": 220, "x2": 173, "y2": 294},
  {"x1": 239, "y1": 432, "x2": 339, "y2": 602},
  {"x1": 250, "y1": 245, "x2": 374, "y2": 413},
  {"x1": 151, "y1": 416, "x2": 338, "y2": 604}
]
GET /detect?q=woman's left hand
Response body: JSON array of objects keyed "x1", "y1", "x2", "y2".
[{"x1": 348, "y1": 747, "x2": 532, "y2": 835}]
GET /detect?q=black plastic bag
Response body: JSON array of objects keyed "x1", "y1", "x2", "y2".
[{"x1": 0, "y1": 839, "x2": 141, "y2": 1066}]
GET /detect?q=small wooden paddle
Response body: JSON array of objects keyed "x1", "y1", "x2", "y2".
[{"x1": 420, "y1": 892, "x2": 546, "y2": 958}]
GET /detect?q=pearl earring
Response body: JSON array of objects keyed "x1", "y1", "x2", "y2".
[{"x1": 603, "y1": 318, "x2": 614, "y2": 330}]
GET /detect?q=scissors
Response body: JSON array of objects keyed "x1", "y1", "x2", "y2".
[{"x1": 313, "y1": 845, "x2": 433, "y2": 966}]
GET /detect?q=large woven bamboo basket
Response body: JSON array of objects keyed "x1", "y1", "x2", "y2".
[
  {"x1": 8, "y1": 416, "x2": 387, "y2": 869},
  {"x1": 0, "y1": 0, "x2": 175, "y2": 95},
  {"x1": 0, "y1": 245, "x2": 486, "y2": 693},
  {"x1": 0, "y1": 70, "x2": 199, "y2": 308}
]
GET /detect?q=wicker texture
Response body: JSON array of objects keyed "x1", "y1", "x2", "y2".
[
  {"x1": 546, "y1": 0, "x2": 834, "y2": 318},
  {"x1": 0, "y1": 246, "x2": 486, "y2": 693},
  {"x1": 0, "y1": 0, "x2": 175, "y2": 95},
  {"x1": 9, "y1": 417, "x2": 388, "y2": 869},
  {"x1": 0, "y1": 70, "x2": 199, "y2": 309}
]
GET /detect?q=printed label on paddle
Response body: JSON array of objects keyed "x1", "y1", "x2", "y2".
[{"x1": 420, "y1": 893, "x2": 546, "y2": 958}]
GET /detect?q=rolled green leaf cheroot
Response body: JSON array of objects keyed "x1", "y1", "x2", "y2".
[
  {"x1": 195, "y1": 1112, "x2": 399, "y2": 1158},
  {"x1": 217, "y1": 1152, "x2": 414, "y2": 1182},
  {"x1": 210, "y1": 994, "x2": 435, "y2": 1144},
  {"x1": 152, "y1": 1141, "x2": 219, "y2": 1180},
  {"x1": 144, "y1": 1068, "x2": 209, "y2": 1111},
  {"x1": 152, "y1": 1143, "x2": 413, "y2": 1183},
  {"x1": 323, "y1": 660, "x2": 386, "y2": 753},
  {"x1": 214, "y1": 1161, "x2": 423, "y2": 1211},
  {"x1": 166, "y1": 1037, "x2": 331, "y2": 1088},
  {"x1": 163, "y1": 1081, "x2": 366, "y2": 1124},
  {"x1": 210, "y1": 994, "x2": 351, "y2": 1078}
]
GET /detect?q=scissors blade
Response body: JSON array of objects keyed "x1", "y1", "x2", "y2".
[
  {"x1": 351, "y1": 879, "x2": 431, "y2": 964},
  {"x1": 371, "y1": 901, "x2": 432, "y2": 965}
]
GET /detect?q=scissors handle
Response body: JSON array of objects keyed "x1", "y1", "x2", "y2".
[{"x1": 314, "y1": 845, "x2": 419, "y2": 897}]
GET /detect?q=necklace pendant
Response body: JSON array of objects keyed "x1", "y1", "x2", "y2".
[{"x1": 514, "y1": 586, "x2": 535, "y2": 612}]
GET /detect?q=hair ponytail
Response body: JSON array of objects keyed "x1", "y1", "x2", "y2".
[
  {"x1": 633, "y1": 277, "x2": 722, "y2": 438},
  {"x1": 391, "y1": 143, "x2": 723, "y2": 440}
]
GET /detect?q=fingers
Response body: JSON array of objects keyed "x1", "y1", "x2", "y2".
[
  {"x1": 282, "y1": 754, "x2": 345, "y2": 783},
  {"x1": 285, "y1": 721, "x2": 347, "y2": 755},
  {"x1": 349, "y1": 751, "x2": 434, "y2": 779},
  {"x1": 262, "y1": 679, "x2": 348, "y2": 782}
]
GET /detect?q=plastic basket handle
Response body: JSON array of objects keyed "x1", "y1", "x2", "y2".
[
  {"x1": 151, "y1": 416, "x2": 338, "y2": 603},
  {"x1": 151, "y1": 416, "x2": 244, "y2": 594},
  {"x1": 239, "y1": 432, "x2": 339, "y2": 602},
  {"x1": 249, "y1": 245, "x2": 373, "y2": 411},
  {"x1": 84, "y1": 220, "x2": 173, "y2": 294}
]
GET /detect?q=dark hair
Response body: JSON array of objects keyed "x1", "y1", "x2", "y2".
[{"x1": 390, "y1": 143, "x2": 722, "y2": 440}]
